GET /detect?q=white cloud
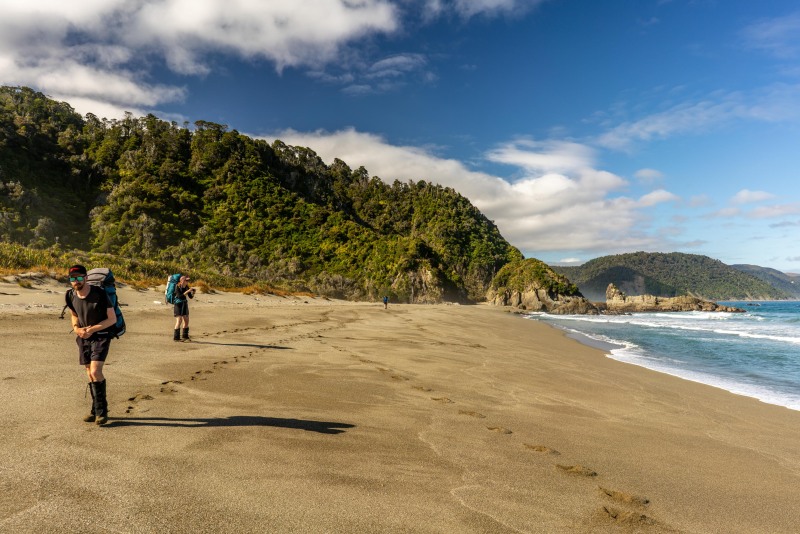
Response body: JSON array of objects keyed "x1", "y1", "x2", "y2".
[
  {"x1": 731, "y1": 189, "x2": 775, "y2": 205},
  {"x1": 634, "y1": 168, "x2": 664, "y2": 184},
  {"x1": 595, "y1": 84, "x2": 800, "y2": 150},
  {"x1": 260, "y1": 128, "x2": 679, "y2": 256},
  {"x1": 742, "y1": 11, "x2": 800, "y2": 59},
  {"x1": 367, "y1": 54, "x2": 427, "y2": 78},
  {"x1": 0, "y1": 0, "x2": 399, "y2": 117},
  {"x1": 637, "y1": 189, "x2": 680, "y2": 207},
  {"x1": 748, "y1": 203, "x2": 800, "y2": 219},
  {"x1": 451, "y1": 0, "x2": 546, "y2": 19}
]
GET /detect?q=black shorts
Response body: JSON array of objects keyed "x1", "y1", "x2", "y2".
[
  {"x1": 76, "y1": 336, "x2": 111, "y2": 365},
  {"x1": 173, "y1": 301, "x2": 189, "y2": 317}
]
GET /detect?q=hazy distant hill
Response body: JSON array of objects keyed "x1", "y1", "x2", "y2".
[
  {"x1": 0, "y1": 86, "x2": 521, "y2": 302},
  {"x1": 732, "y1": 264, "x2": 800, "y2": 298},
  {"x1": 552, "y1": 252, "x2": 790, "y2": 301}
]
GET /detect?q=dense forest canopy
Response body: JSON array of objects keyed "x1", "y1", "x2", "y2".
[
  {"x1": 553, "y1": 252, "x2": 790, "y2": 301},
  {"x1": 0, "y1": 86, "x2": 522, "y2": 302}
]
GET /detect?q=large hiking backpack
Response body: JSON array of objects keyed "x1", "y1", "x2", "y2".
[
  {"x1": 60, "y1": 268, "x2": 126, "y2": 338},
  {"x1": 165, "y1": 273, "x2": 182, "y2": 304}
]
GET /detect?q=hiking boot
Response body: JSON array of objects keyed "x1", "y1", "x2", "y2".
[
  {"x1": 92, "y1": 380, "x2": 108, "y2": 426},
  {"x1": 173, "y1": 328, "x2": 181, "y2": 342},
  {"x1": 83, "y1": 382, "x2": 96, "y2": 422},
  {"x1": 181, "y1": 327, "x2": 190, "y2": 342}
]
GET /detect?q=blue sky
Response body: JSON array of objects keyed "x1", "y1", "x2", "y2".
[{"x1": 2, "y1": 1, "x2": 800, "y2": 272}]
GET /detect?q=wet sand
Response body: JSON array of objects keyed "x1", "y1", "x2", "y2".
[{"x1": 1, "y1": 276, "x2": 800, "y2": 533}]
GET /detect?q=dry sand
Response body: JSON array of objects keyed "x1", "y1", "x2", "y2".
[{"x1": 1, "y1": 275, "x2": 800, "y2": 533}]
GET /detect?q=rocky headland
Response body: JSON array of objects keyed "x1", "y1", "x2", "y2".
[{"x1": 601, "y1": 283, "x2": 745, "y2": 313}]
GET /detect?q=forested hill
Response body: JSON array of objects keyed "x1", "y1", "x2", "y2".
[
  {"x1": 0, "y1": 86, "x2": 522, "y2": 302},
  {"x1": 731, "y1": 264, "x2": 800, "y2": 299},
  {"x1": 552, "y1": 252, "x2": 790, "y2": 301}
]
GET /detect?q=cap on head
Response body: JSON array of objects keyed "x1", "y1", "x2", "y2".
[{"x1": 69, "y1": 264, "x2": 87, "y2": 276}]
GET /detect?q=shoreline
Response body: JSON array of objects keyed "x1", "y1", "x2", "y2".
[
  {"x1": 2, "y1": 280, "x2": 800, "y2": 532},
  {"x1": 521, "y1": 305, "x2": 800, "y2": 413}
]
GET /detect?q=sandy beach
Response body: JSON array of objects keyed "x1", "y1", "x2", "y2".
[{"x1": 1, "y1": 276, "x2": 799, "y2": 533}]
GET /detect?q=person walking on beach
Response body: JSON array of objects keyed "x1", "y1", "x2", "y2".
[
  {"x1": 65, "y1": 265, "x2": 117, "y2": 426},
  {"x1": 382, "y1": 295, "x2": 389, "y2": 309},
  {"x1": 173, "y1": 275, "x2": 196, "y2": 341}
]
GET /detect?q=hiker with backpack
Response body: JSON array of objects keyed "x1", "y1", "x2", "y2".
[
  {"x1": 172, "y1": 275, "x2": 195, "y2": 341},
  {"x1": 64, "y1": 264, "x2": 118, "y2": 426}
]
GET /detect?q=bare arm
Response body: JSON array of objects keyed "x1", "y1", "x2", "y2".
[{"x1": 73, "y1": 307, "x2": 116, "y2": 339}]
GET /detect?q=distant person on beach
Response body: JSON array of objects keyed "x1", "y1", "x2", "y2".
[
  {"x1": 65, "y1": 264, "x2": 117, "y2": 426},
  {"x1": 383, "y1": 295, "x2": 389, "y2": 309},
  {"x1": 173, "y1": 275, "x2": 196, "y2": 341}
]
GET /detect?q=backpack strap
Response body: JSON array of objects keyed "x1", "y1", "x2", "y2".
[{"x1": 60, "y1": 289, "x2": 75, "y2": 320}]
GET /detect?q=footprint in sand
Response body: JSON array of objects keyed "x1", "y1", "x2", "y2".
[
  {"x1": 524, "y1": 444, "x2": 560, "y2": 455},
  {"x1": 391, "y1": 375, "x2": 409, "y2": 381},
  {"x1": 556, "y1": 464, "x2": 597, "y2": 477},
  {"x1": 599, "y1": 506, "x2": 656, "y2": 527},
  {"x1": 598, "y1": 487, "x2": 649, "y2": 506},
  {"x1": 487, "y1": 426, "x2": 512, "y2": 434},
  {"x1": 431, "y1": 396, "x2": 454, "y2": 404},
  {"x1": 412, "y1": 385, "x2": 433, "y2": 392},
  {"x1": 125, "y1": 393, "x2": 154, "y2": 413},
  {"x1": 458, "y1": 410, "x2": 486, "y2": 419}
]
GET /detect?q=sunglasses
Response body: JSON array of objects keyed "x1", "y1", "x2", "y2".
[{"x1": 69, "y1": 276, "x2": 85, "y2": 282}]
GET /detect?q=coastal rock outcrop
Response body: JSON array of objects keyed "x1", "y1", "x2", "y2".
[
  {"x1": 486, "y1": 258, "x2": 599, "y2": 315},
  {"x1": 604, "y1": 283, "x2": 745, "y2": 313},
  {"x1": 487, "y1": 287, "x2": 598, "y2": 314}
]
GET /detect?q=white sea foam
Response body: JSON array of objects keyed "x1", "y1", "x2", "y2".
[{"x1": 523, "y1": 304, "x2": 800, "y2": 412}]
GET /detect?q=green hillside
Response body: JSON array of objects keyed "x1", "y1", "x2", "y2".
[
  {"x1": 0, "y1": 86, "x2": 522, "y2": 302},
  {"x1": 489, "y1": 258, "x2": 582, "y2": 297},
  {"x1": 553, "y1": 252, "x2": 790, "y2": 301},
  {"x1": 732, "y1": 264, "x2": 800, "y2": 298}
]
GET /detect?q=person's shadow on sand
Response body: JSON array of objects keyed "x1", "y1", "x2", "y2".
[
  {"x1": 106, "y1": 416, "x2": 355, "y2": 434},
  {"x1": 188, "y1": 341, "x2": 292, "y2": 350}
]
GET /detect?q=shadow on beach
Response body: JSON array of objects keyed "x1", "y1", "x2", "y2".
[
  {"x1": 188, "y1": 341, "x2": 292, "y2": 350},
  {"x1": 105, "y1": 415, "x2": 355, "y2": 434}
]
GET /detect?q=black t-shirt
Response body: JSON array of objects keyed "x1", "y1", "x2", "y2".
[
  {"x1": 66, "y1": 285, "x2": 112, "y2": 336},
  {"x1": 176, "y1": 285, "x2": 194, "y2": 302}
]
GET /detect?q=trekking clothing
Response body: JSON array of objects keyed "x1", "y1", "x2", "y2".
[
  {"x1": 76, "y1": 336, "x2": 111, "y2": 365},
  {"x1": 91, "y1": 380, "x2": 108, "y2": 425},
  {"x1": 66, "y1": 285, "x2": 112, "y2": 339}
]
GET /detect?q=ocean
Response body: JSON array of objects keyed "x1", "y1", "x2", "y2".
[{"x1": 523, "y1": 301, "x2": 800, "y2": 411}]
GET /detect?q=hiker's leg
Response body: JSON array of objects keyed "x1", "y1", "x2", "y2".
[
  {"x1": 181, "y1": 316, "x2": 190, "y2": 340},
  {"x1": 84, "y1": 380, "x2": 96, "y2": 422},
  {"x1": 88, "y1": 360, "x2": 105, "y2": 383},
  {"x1": 92, "y1": 379, "x2": 108, "y2": 425}
]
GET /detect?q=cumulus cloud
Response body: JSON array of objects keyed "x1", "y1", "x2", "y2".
[
  {"x1": 0, "y1": 0, "x2": 399, "y2": 116},
  {"x1": 0, "y1": 0, "x2": 552, "y2": 116},
  {"x1": 261, "y1": 128, "x2": 680, "y2": 256},
  {"x1": 731, "y1": 189, "x2": 775, "y2": 204}
]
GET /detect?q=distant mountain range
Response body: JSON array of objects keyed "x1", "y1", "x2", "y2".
[{"x1": 552, "y1": 252, "x2": 798, "y2": 301}]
